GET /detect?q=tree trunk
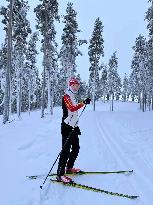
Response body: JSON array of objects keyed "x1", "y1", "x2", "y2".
[
  {"x1": 93, "y1": 69, "x2": 96, "y2": 111},
  {"x1": 148, "y1": 95, "x2": 151, "y2": 111},
  {"x1": 112, "y1": 93, "x2": 114, "y2": 111},
  {"x1": 148, "y1": 99, "x2": 151, "y2": 111},
  {"x1": 9, "y1": 80, "x2": 12, "y2": 116},
  {"x1": 107, "y1": 94, "x2": 109, "y2": 102},
  {"x1": 51, "y1": 81, "x2": 54, "y2": 115},
  {"x1": 139, "y1": 93, "x2": 142, "y2": 110},
  {"x1": 28, "y1": 82, "x2": 31, "y2": 115},
  {"x1": 144, "y1": 93, "x2": 147, "y2": 112},
  {"x1": 123, "y1": 94, "x2": 126, "y2": 102},
  {"x1": 103, "y1": 92, "x2": 105, "y2": 103},
  {"x1": 47, "y1": 72, "x2": 51, "y2": 114},
  {"x1": 17, "y1": 76, "x2": 21, "y2": 118},
  {"x1": 41, "y1": 11, "x2": 47, "y2": 118},
  {"x1": 142, "y1": 91, "x2": 144, "y2": 112},
  {"x1": 3, "y1": 0, "x2": 13, "y2": 124},
  {"x1": 110, "y1": 92, "x2": 114, "y2": 112}
]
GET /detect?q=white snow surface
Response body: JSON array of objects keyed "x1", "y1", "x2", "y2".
[{"x1": 0, "y1": 101, "x2": 153, "y2": 205}]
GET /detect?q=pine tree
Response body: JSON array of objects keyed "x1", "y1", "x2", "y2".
[
  {"x1": 76, "y1": 74, "x2": 88, "y2": 102},
  {"x1": 23, "y1": 32, "x2": 39, "y2": 114},
  {"x1": 13, "y1": 0, "x2": 31, "y2": 118},
  {"x1": 129, "y1": 35, "x2": 148, "y2": 111},
  {"x1": 35, "y1": 74, "x2": 42, "y2": 110},
  {"x1": 0, "y1": 0, "x2": 13, "y2": 123},
  {"x1": 99, "y1": 64, "x2": 108, "y2": 102},
  {"x1": 1, "y1": 0, "x2": 32, "y2": 119},
  {"x1": 34, "y1": 0, "x2": 59, "y2": 117},
  {"x1": 145, "y1": 0, "x2": 153, "y2": 110},
  {"x1": 0, "y1": 42, "x2": 7, "y2": 114},
  {"x1": 0, "y1": 41, "x2": 7, "y2": 102},
  {"x1": 54, "y1": 66, "x2": 66, "y2": 106},
  {"x1": 88, "y1": 17, "x2": 104, "y2": 111},
  {"x1": 122, "y1": 73, "x2": 129, "y2": 102},
  {"x1": 145, "y1": 39, "x2": 153, "y2": 110},
  {"x1": 107, "y1": 51, "x2": 121, "y2": 111},
  {"x1": 0, "y1": 80, "x2": 4, "y2": 114},
  {"x1": 59, "y1": 2, "x2": 87, "y2": 87}
]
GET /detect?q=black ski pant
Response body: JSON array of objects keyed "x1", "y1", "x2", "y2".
[{"x1": 57, "y1": 122, "x2": 81, "y2": 176}]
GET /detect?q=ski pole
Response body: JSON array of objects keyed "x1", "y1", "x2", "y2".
[{"x1": 40, "y1": 104, "x2": 87, "y2": 189}]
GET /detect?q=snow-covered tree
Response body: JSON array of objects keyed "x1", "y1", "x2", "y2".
[
  {"x1": 34, "y1": 74, "x2": 42, "y2": 110},
  {"x1": 145, "y1": 0, "x2": 153, "y2": 110},
  {"x1": 0, "y1": 41, "x2": 7, "y2": 96},
  {"x1": 0, "y1": 42, "x2": 7, "y2": 114},
  {"x1": 129, "y1": 35, "x2": 148, "y2": 111},
  {"x1": 88, "y1": 17, "x2": 104, "y2": 111},
  {"x1": 54, "y1": 66, "x2": 66, "y2": 106},
  {"x1": 107, "y1": 51, "x2": 121, "y2": 111},
  {"x1": 1, "y1": 0, "x2": 32, "y2": 120},
  {"x1": 145, "y1": 39, "x2": 153, "y2": 110},
  {"x1": 23, "y1": 32, "x2": 39, "y2": 114},
  {"x1": 122, "y1": 73, "x2": 129, "y2": 102},
  {"x1": 99, "y1": 64, "x2": 108, "y2": 102},
  {"x1": 59, "y1": 2, "x2": 87, "y2": 87},
  {"x1": 1, "y1": 0, "x2": 31, "y2": 116},
  {"x1": 0, "y1": 0, "x2": 13, "y2": 123},
  {"x1": 76, "y1": 74, "x2": 88, "y2": 102},
  {"x1": 13, "y1": 0, "x2": 31, "y2": 118},
  {"x1": 0, "y1": 81, "x2": 4, "y2": 114},
  {"x1": 34, "y1": 0, "x2": 59, "y2": 117}
]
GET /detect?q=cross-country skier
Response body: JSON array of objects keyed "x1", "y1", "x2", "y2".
[{"x1": 56, "y1": 77, "x2": 91, "y2": 183}]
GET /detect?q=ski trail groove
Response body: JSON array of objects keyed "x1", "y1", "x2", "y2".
[
  {"x1": 95, "y1": 115, "x2": 152, "y2": 204},
  {"x1": 94, "y1": 117, "x2": 139, "y2": 198}
]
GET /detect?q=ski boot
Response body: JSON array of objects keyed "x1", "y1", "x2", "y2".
[
  {"x1": 56, "y1": 175, "x2": 73, "y2": 184},
  {"x1": 66, "y1": 167, "x2": 84, "y2": 174}
]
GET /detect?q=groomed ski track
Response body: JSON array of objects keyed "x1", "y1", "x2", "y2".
[{"x1": 95, "y1": 112, "x2": 153, "y2": 205}]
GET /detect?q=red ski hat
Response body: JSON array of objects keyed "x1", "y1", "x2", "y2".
[{"x1": 69, "y1": 78, "x2": 80, "y2": 86}]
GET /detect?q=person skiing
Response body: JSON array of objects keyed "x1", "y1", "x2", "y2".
[{"x1": 56, "y1": 77, "x2": 91, "y2": 183}]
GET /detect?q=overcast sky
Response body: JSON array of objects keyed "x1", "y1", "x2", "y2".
[{"x1": 0, "y1": 0, "x2": 149, "y2": 82}]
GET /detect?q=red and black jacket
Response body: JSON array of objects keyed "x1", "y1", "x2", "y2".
[{"x1": 62, "y1": 94, "x2": 84, "y2": 124}]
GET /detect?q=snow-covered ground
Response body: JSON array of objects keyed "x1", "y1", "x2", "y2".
[{"x1": 1, "y1": 101, "x2": 153, "y2": 205}]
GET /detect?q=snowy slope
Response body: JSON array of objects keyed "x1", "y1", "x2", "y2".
[{"x1": 0, "y1": 101, "x2": 153, "y2": 205}]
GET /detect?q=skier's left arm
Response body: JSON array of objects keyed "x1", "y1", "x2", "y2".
[{"x1": 64, "y1": 94, "x2": 85, "y2": 112}]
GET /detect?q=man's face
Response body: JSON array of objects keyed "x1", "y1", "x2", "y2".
[{"x1": 70, "y1": 84, "x2": 80, "y2": 92}]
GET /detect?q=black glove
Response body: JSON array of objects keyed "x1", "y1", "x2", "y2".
[{"x1": 83, "y1": 98, "x2": 91, "y2": 104}]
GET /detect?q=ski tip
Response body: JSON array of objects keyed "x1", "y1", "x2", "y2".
[
  {"x1": 128, "y1": 170, "x2": 134, "y2": 174},
  {"x1": 131, "y1": 195, "x2": 139, "y2": 199},
  {"x1": 29, "y1": 176, "x2": 37, "y2": 179}
]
